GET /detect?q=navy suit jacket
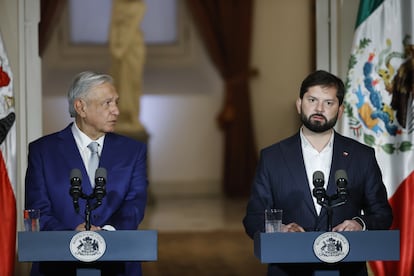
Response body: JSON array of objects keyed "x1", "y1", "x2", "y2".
[
  {"x1": 25, "y1": 123, "x2": 148, "y2": 275},
  {"x1": 243, "y1": 131, "x2": 392, "y2": 275}
]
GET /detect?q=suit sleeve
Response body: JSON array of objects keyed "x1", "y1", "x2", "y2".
[
  {"x1": 107, "y1": 142, "x2": 148, "y2": 230},
  {"x1": 243, "y1": 150, "x2": 274, "y2": 239},
  {"x1": 25, "y1": 142, "x2": 76, "y2": 230},
  {"x1": 358, "y1": 148, "x2": 393, "y2": 230}
]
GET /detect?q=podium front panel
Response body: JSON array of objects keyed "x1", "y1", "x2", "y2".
[
  {"x1": 254, "y1": 230, "x2": 399, "y2": 263},
  {"x1": 18, "y1": 230, "x2": 158, "y2": 262}
]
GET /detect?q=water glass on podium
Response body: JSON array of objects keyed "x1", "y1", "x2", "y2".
[
  {"x1": 265, "y1": 209, "x2": 282, "y2": 233},
  {"x1": 24, "y1": 209, "x2": 40, "y2": 232}
]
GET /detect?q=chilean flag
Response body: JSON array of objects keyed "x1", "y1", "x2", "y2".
[
  {"x1": 0, "y1": 31, "x2": 16, "y2": 276},
  {"x1": 337, "y1": 0, "x2": 414, "y2": 274}
]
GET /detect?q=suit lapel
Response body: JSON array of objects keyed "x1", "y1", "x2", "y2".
[
  {"x1": 327, "y1": 132, "x2": 351, "y2": 194},
  {"x1": 319, "y1": 132, "x2": 352, "y2": 219},
  {"x1": 99, "y1": 133, "x2": 117, "y2": 171},
  {"x1": 57, "y1": 124, "x2": 94, "y2": 193},
  {"x1": 281, "y1": 133, "x2": 318, "y2": 215}
]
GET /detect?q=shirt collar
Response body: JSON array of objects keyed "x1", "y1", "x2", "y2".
[
  {"x1": 299, "y1": 127, "x2": 334, "y2": 152},
  {"x1": 71, "y1": 122, "x2": 105, "y2": 151}
]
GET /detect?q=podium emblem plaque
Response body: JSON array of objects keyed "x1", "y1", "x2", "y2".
[
  {"x1": 313, "y1": 232, "x2": 350, "y2": 263},
  {"x1": 70, "y1": 231, "x2": 107, "y2": 262}
]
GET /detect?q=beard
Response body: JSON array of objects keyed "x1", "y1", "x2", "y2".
[{"x1": 301, "y1": 112, "x2": 338, "y2": 133}]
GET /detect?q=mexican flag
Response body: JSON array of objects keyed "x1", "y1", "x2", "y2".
[
  {"x1": 338, "y1": 0, "x2": 414, "y2": 275},
  {"x1": 0, "y1": 31, "x2": 16, "y2": 276}
]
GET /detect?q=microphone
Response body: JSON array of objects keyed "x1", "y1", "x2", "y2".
[
  {"x1": 335, "y1": 169, "x2": 348, "y2": 201},
  {"x1": 94, "y1": 167, "x2": 107, "y2": 205},
  {"x1": 69, "y1": 169, "x2": 83, "y2": 213},
  {"x1": 312, "y1": 171, "x2": 326, "y2": 203}
]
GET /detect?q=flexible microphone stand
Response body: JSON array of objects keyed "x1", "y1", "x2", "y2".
[
  {"x1": 83, "y1": 192, "x2": 103, "y2": 230},
  {"x1": 69, "y1": 168, "x2": 107, "y2": 231},
  {"x1": 313, "y1": 170, "x2": 348, "y2": 231},
  {"x1": 316, "y1": 195, "x2": 347, "y2": 231},
  {"x1": 84, "y1": 169, "x2": 106, "y2": 230}
]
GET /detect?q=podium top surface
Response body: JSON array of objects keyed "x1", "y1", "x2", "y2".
[
  {"x1": 18, "y1": 230, "x2": 158, "y2": 262},
  {"x1": 254, "y1": 230, "x2": 399, "y2": 263}
]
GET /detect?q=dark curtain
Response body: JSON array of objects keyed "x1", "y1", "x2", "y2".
[
  {"x1": 39, "y1": 0, "x2": 66, "y2": 56},
  {"x1": 186, "y1": 0, "x2": 257, "y2": 197}
]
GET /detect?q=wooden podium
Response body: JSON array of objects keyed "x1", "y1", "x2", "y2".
[
  {"x1": 18, "y1": 230, "x2": 157, "y2": 276},
  {"x1": 254, "y1": 230, "x2": 399, "y2": 276}
]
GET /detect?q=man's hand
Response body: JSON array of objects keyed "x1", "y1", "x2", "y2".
[
  {"x1": 282, "y1": 223, "x2": 305, "y2": 232},
  {"x1": 332, "y1": 219, "x2": 363, "y2": 232},
  {"x1": 75, "y1": 223, "x2": 102, "y2": 231}
]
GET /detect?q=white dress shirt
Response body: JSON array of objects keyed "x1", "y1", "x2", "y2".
[
  {"x1": 71, "y1": 123, "x2": 105, "y2": 182},
  {"x1": 300, "y1": 128, "x2": 334, "y2": 215}
]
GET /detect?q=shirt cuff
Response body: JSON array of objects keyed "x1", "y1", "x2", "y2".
[
  {"x1": 353, "y1": 217, "x2": 366, "y2": 230},
  {"x1": 102, "y1": 225, "x2": 116, "y2": 231}
]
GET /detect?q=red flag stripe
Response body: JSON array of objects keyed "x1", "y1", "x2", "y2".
[
  {"x1": 0, "y1": 153, "x2": 16, "y2": 276},
  {"x1": 371, "y1": 172, "x2": 414, "y2": 275}
]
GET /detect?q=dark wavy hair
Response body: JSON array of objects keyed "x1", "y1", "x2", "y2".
[{"x1": 299, "y1": 70, "x2": 345, "y2": 105}]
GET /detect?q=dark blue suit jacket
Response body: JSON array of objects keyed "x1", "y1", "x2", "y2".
[
  {"x1": 25, "y1": 123, "x2": 148, "y2": 275},
  {"x1": 243, "y1": 131, "x2": 392, "y2": 275}
]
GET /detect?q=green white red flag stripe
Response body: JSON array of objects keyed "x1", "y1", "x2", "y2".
[{"x1": 338, "y1": 0, "x2": 414, "y2": 274}]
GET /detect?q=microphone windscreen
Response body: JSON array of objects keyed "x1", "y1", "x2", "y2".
[
  {"x1": 312, "y1": 171, "x2": 324, "y2": 187},
  {"x1": 335, "y1": 169, "x2": 348, "y2": 183},
  {"x1": 70, "y1": 168, "x2": 82, "y2": 181},
  {"x1": 95, "y1": 167, "x2": 107, "y2": 180}
]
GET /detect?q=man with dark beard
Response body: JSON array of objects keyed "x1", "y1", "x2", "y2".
[{"x1": 243, "y1": 70, "x2": 392, "y2": 276}]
